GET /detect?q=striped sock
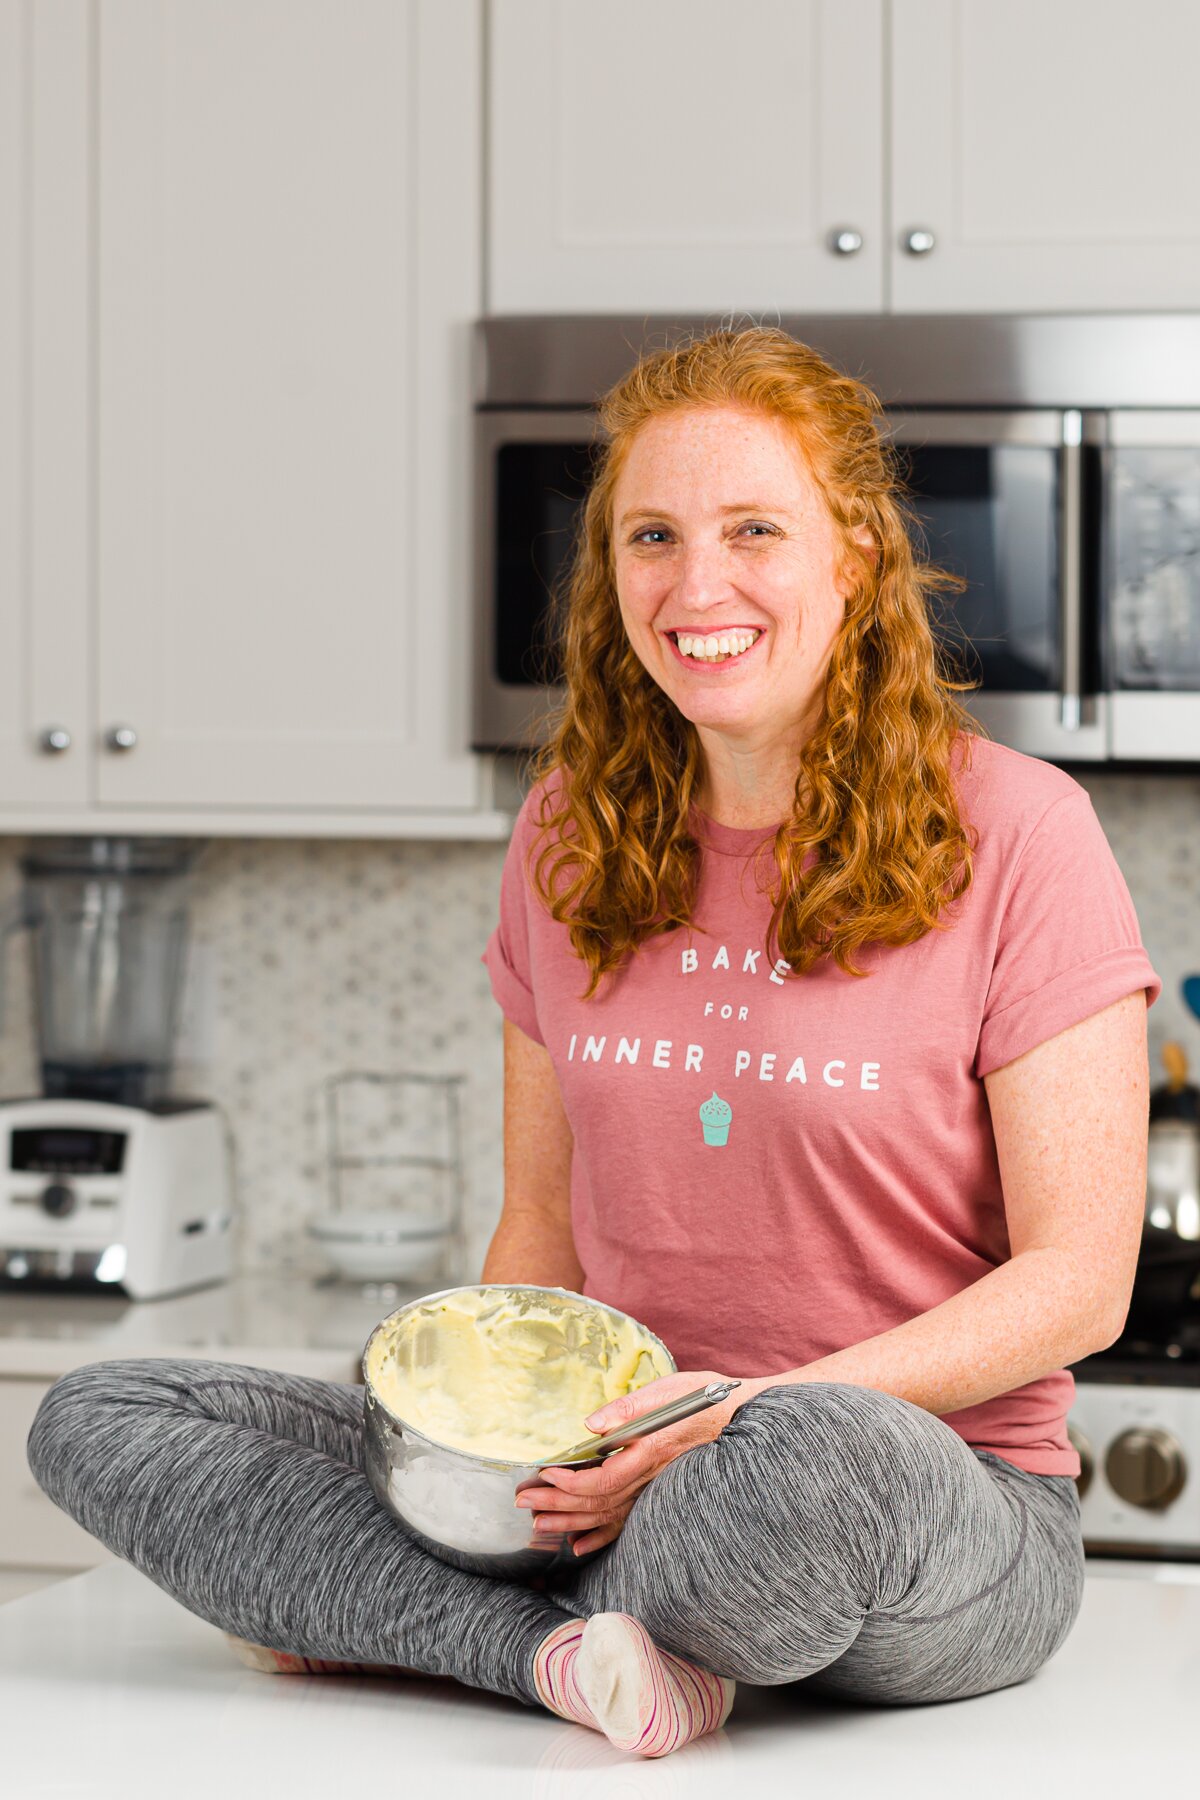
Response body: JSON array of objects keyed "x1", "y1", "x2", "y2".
[
  {"x1": 224, "y1": 1633, "x2": 417, "y2": 1678},
  {"x1": 533, "y1": 1613, "x2": 735, "y2": 1758}
]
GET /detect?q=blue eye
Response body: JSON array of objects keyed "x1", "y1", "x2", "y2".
[{"x1": 630, "y1": 522, "x2": 775, "y2": 544}]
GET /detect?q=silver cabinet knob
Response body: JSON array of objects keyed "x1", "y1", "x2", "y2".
[
  {"x1": 827, "y1": 226, "x2": 864, "y2": 256},
  {"x1": 38, "y1": 726, "x2": 72, "y2": 755},
  {"x1": 903, "y1": 227, "x2": 937, "y2": 255},
  {"x1": 105, "y1": 724, "x2": 139, "y2": 752}
]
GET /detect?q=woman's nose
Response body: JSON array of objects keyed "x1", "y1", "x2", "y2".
[{"x1": 673, "y1": 538, "x2": 736, "y2": 612}]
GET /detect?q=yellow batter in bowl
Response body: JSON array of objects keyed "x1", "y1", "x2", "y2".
[{"x1": 364, "y1": 1284, "x2": 675, "y2": 1463}]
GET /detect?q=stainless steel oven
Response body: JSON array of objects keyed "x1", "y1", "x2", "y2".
[{"x1": 473, "y1": 313, "x2": 1200, "y2": 761}]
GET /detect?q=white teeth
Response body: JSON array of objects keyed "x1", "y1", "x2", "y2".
[{"x1": 673, "y1": 629, "x2": 761, "y2": 662}]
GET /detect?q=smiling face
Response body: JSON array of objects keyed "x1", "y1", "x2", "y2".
[{"x1": 610, "y1": 404, "x2": 870, "y2": 780}]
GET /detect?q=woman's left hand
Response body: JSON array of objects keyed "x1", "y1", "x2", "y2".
[{"x1": 515, "y1": 1370, "x2": 768, "y2": 1557}]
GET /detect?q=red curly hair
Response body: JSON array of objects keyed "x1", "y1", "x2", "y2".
[{"x1": 526, "y1": 325, "x2": 982, "y2": 996}]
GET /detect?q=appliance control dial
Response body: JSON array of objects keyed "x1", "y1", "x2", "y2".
[
  {"x1": 1104, "y1": 1426, "x2": 1186, "y2": 1510},
  {"x1": 40, "y1": 1181, "x2": 77, "y2": 1219},
  {"x1": 1067, "y1": 1421, "x2": 1094, "y2": 1498}
]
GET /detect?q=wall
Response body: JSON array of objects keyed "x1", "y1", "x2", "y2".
[
  {"x1": 0, "y1": 832, "x2": 510, "y2": 1283},
  {"x1": 0, "y1": 770, "x2": 1194, "y2": 1283}
]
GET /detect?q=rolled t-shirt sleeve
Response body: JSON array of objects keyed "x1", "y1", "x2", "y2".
[
  {"x1": 976, "y1": 788, "x2": 1161, "y2": 1078},
  {"x1": 481, "y1": 799, "x2": 545, "y2": 1046}
]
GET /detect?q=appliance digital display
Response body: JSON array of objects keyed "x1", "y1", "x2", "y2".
[{"x1": 10, "y1": 1127, "x2": 127, "y2": 1175}]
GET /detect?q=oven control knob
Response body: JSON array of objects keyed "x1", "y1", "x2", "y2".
[
  {"x1": 1104, "y1": 1427, "x2": 1186, "y2": 1510},
  {"x1": 40, "y1": 1181, "x2": 77, "y2": 1219},
  {"x1": 1067, "y1": 1422, "x2": 1094, "y2": 1498}
]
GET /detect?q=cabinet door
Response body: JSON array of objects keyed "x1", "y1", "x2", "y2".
[
  {"x1": 0, "y1": 1379, "x2": 111, "y2": 1569},
  {"x1": 891, "y1": 0, "x2": 1200, "y2": 312},
  {"x1": 95, "y1": 0, "x2": 480, "y2": 811},
  {"x1": 0, "y1": 0, "x2": 90, "y2": 808},
  {"x1": 488, "y1": 0, "x2": 884, "y2": 314}
]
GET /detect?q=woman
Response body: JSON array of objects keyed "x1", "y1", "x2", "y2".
[{"x1": 28, "y1": 327, "x2": 1158, "y2": 1762}]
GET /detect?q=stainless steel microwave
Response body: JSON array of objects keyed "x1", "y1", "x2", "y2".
[{"x1": 473, "y1": 313, "x2": 1200, "y2": 763}]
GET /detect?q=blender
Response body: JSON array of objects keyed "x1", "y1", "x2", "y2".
[{"x1": 0, "y1": 838, "x2": 234, "y2": 1297}]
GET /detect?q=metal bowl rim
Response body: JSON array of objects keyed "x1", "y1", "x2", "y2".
[{"x1": 360, "y1": 1281, "x2": 677, "y2": 1470}]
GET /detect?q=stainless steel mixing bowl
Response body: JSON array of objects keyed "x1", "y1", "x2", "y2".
[{"x1": 361, "y1": 1283, "x2": 676, "y2": 1577}]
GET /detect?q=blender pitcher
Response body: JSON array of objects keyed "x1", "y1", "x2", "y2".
[{"x1": 0, "y1": 837, "x2": 201, "y2": 1108}]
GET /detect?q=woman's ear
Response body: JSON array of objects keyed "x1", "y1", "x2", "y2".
[
  {"x1": 836, "y1": 522, "x2": 878, "y2": 598},
  {"x1": 850, "y1": 521, "x2": 878, "y2": 563}
]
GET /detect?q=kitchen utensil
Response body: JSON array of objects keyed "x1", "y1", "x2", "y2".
[
  {"x1": 542, "y1": 1379, "x2": 741, "y2": 1467},
  {"x1": 1182, "y1": 974, "x2": 1200, "y2": 1023},
  {"x1": 1147, "y1": 1044, "x2": 1200, "y2": 1241},
  {"x1": 1146, "y1": 1122, "x2": 1200, "y2": 1241},
  {"x1": 307, "y1": 1208, "x2": 450, "y2": 1284},
  {"x1": 320, "y1": 1070, "x2": 466, "y2": 1287},
  {"x1": 1149, "y1": 1040, "x2": 1200, "y2": 1123},
  {"x1": 361, "y1": 1283, "x2": 677, "y2": 1577},
  {"x1": 0, "y1": 837, "x2": 201, "y2": 1108}
]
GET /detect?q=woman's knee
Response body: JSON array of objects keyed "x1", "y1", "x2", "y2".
[
  {"x1": 674, "y1": 1381, "x2": 980, "y2": 1613},
  {"x1": 27, "y1": 1358, "x2": 181, "y2": 1498},
  {"x1": 718, "y1": 1381, "x2": 957, "y2": 1517}
]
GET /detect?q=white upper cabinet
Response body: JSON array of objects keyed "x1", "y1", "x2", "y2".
[
  {"x1": 891, "y1": 0, "x2": 1200, "y2": 312},
  {"x1": 1, "y1": 0, "x2": 488, "y2": 828},
  {"x1": 488, "y1": 0, "x2": 886, "y2": 314},
  {"x1": 492, "y1": 0, "x2": 1200, "y2": 320},
  {"x1": 0, "y1": 2, "x2": 90, "y2": 809},
  {"x1": 93, "y1": 0, "x2": 481, "y2": 812}
]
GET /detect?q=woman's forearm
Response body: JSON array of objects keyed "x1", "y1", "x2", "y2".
[
  {"x1": 755, "y1": 1248, "x2": 1121, "y2": 1417},
  {"x1": 480, "y1": 1205, "x2": 585, "y2": 1291}
]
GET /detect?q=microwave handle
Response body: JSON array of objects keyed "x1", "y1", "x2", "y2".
[{"x1": 1058, "y1": 410, "x2": 1084, "y2": 731}]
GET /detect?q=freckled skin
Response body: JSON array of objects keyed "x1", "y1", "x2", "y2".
[{"x1": 610, "y1": 404, "x2": 873, "y2": 829}]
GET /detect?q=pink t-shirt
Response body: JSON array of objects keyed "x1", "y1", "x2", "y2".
[{"x1": 482, "y1": 734, "x2": 1161, "y2": 1477}]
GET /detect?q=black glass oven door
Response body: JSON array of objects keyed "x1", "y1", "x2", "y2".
[
  {"x1": 887, "y1": 410, "x2": 1106, "y2": 762},
  {"x1": 1105, "y1": 411, "x2": 1200, "y2": 761},
  {"x1": 474, "y1": 409, "x2": 599, "y2": 750}
]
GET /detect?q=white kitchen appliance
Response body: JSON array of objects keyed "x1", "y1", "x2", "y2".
[
  {"x1": 0, "y1": 837, "x2": 235, "y2": 1299},
  {"x1": 0, "y1": 1098, "x2": 233, "y2": 1299},
  {"x1": 1068, "y1": 1222, "x2": 1200, "y2": 1562},
  {"x1": 1069, "y1": 1363, "x2": 1200, "y2": 1561}
]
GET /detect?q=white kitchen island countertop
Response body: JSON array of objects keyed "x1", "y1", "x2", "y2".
[
  {"x1": 1, "y1": 1561, "x2": 1193, "y2": 1798},
  {"x1": 0, "y1": 1274, "x2": 416, "y2": 1381}
]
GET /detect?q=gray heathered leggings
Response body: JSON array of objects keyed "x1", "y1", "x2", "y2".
[{"x1": 26, "y1": 1358, "x2": 1085, "y2": 1712}]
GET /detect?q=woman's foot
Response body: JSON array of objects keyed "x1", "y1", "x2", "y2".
[
  {"x1": 225, "y1": 1633, "x2": 417, "y2": 1677},
  {"x1": 533, "y1": 1613, "x2": 734, "y2": 1758}
]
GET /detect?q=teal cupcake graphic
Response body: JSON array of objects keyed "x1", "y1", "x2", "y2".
[{"x1": 699, "y1": 1092, "x2": 732, "y2": 1147}]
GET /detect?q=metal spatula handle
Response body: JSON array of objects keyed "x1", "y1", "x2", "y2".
[{"x1": 541, "y1": 1380, "x2": 741, "y2": 1468}]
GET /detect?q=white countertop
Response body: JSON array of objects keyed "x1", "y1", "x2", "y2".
[
  {"x1": 0, "y1": 1274, "x2": 420, "y2": 1381},
  {"x1": 1, "y1": 1561, "x2": 1193, "y2": 1798}
]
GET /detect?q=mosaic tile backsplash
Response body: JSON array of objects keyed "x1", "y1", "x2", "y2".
[{"x1": 0, "y1": 767, "x2": 1196, "y2": 1282}]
